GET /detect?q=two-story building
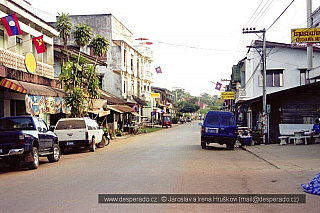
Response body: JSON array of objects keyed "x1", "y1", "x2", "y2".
[
  {"x1": 233, "y1": 40, "x2": 320, "y2": 143},
  {"x1": 0, "y1": 0, "x2": 64, "y2": 125}
]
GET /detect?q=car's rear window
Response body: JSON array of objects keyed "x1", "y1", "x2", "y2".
[
  {"x1": 0, "y1": 117, "x2": 34, "y2": 130},
  {"x1": 205, "y1": 115, "x2": 219, "y2": 125},
  {"x1": 221, "y1": 115, "x2": 235, "y2": 126},
  {"x1": 55, "y1": 120, "x2": 86, "y2": 130}
]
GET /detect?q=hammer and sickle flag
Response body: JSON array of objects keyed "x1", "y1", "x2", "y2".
[{"x1": 32, "y1": 35, "x2": 46, "y2": 54}]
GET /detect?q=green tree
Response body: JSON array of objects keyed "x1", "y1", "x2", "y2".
[
  {"x1": 56, "y1": 12, "x2": 72, "y2": 62},
  {"x1": 58, "y1": 23, "x2": 108, "y2": 117},
  {"x1": 73, "y1": 24, "x2": 92, "y2": 50},
  {"x1": 91, "y1": 35, "x2": 109, "y2": 59}
]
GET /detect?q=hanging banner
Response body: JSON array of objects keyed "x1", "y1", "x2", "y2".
[{"x1": 25, "y1": 94, "x2": 70, "y2": 115}]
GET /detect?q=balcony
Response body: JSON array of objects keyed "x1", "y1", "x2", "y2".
[
  {"x1": 142, "y1": 70, "x2": 154, "y2": 83},
  {"x1": 235, "y1": 88, "x2": 247, "y2": 103},
  {"x1": 0, "y1": 49, "x2": 54, "y2": 79}
]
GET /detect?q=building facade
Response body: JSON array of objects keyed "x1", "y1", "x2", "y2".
[
  {"x1": 0, "y1": 0, "x2": 61, "y2": 125},
  {"x1": 232, "y1": 40, "x2": 320, "y2": 143}
]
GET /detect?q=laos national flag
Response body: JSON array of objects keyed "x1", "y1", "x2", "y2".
[
  {"x1": 215, "y1": 82, "x2": 222, "y2": 91},
  {"x1": 1, "y1": 13, "x2": 22, "y2": 36},
  {"x1": 155, "y1": 66, "x2": 162, "y2": 74}
]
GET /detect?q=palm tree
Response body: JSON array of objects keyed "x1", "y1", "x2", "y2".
[
  {"x1": 56, "y1": 12, "x2": 72, "y2": 62},
  {"x1": 73, "y1": 24, "x2": 92, "y2": 51},
  {"x1": 72, "y1": 24, "x2": 93, "y2": 86},
  {"x1": 90, "y1": 35, "x2": 109, "y2": 67}
]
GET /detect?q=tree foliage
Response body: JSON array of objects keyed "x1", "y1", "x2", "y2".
[
  {"x1": 56, "y1": 12, "x2": 72, "y2": 50},
  {"x1": 91, "y1": 35, "x2": 109, "y2": 57},
  {"x1": 59, "y1": 56, "x2": 101, "y2": 117},
  {"x1": 57, "y1": 15, "x2": 109, "y2": 118},
  {"x1": 73, "y1": 24, "x2": 93, "y2": 49}
]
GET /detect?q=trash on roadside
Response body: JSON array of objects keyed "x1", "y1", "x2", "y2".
[{"x1": 301, "y1": 173, "x2": 320, "y2": 195}]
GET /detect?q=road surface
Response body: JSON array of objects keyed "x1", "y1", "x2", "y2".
[{"x1": 0, "y1": 122, "x2": 318, "y2": 212}]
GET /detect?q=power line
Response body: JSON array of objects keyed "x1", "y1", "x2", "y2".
[
  {"x1": 251, "y1": 0, "x2": 275, "y2": 27},
  {"x1": 267, "y1": 0, "x2": 295, "y2": 31}
]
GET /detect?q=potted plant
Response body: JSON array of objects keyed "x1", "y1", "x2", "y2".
[{"x1": 116, "y1": 129, "x2": 123, "y2": 136}]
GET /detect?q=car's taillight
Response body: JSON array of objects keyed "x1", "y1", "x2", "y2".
[
  {"x1": 19, "y1": 133, "x2": 25, "y2": 145},
  {"x1": 85, "y1": 131, "x2": 89, "y2": 140},
  {"x1": 201, "y1": 126, "x2": 205, "y2": 133}
]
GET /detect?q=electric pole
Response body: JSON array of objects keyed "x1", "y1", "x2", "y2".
[
  {"x1": 307, "y1": 0, "x2": 313, "y2": 83},
  {"x1": 242, "y1": 28, "x2": 268, "y2": 144}
]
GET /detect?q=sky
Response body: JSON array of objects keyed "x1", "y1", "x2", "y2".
[{"x1": 28, "y1": 0, "x2": 320, "y2": 97}]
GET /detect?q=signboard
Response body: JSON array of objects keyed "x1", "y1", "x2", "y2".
[
  {"x1": 291, "y1": 28, "x2": 320, "y2": 43},
  {"x1": 216, "y1": 99, "x2": 225, "y2": 103},
  {"x1": 221, "y1": 92, "x2": 235, "y2": 100},
  {"x1": 25, "y1": 52, "x2": 37, "y2": 73},
  {"x1": 151, "y1": 93, "x2": 160, "y2": 98}
]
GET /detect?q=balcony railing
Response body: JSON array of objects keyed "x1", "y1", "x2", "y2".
[
  {"x1": 0, "y1": 49, "x2": 54, "y2": 79},
  {"x1": 235, "y1": 88, "x2": 246, "y2": 103}
]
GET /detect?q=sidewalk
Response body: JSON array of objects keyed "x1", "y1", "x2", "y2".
[{"x1": 242, "y1": 143, "x2": 320, "y2": 172}]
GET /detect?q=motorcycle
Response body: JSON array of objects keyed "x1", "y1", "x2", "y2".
[{"x1": 103, "y1": 131, "x2": 111, "y2": 146}]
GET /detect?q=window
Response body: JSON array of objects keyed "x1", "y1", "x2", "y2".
[
  {"x1": 206, "y1": 115, "x2": 219, "y2": 125},
  {"x1": 300, "y1": 69, "x2": 307, "y2": 85},
  {"x1": 0, "y1": 30, "x2": 4, "y2": 48},
  {"x1": 266, "y1": 70, "x2": 283, "y2": 87},
  {"x1": 39, "y1": 119, "x2": 48, "y2": 132},
  {"x1": 16, "y1": 37, "x2": 23, "y2": 55},
  {"x1": 221, "y1": 116, "x2": 235, "y2": 126}
]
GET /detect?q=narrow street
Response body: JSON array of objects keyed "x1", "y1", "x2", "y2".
[{"x1": 0, "y1": 122, "x2": 318, "y2": 213}]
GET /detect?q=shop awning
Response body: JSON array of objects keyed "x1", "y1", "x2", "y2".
[
  {"x1": 0, "y1": 78, "x2": 65, "y2": 97},
  {"x1": 132, "y1": 112, "x2": 140, "y2": 116},
  {"x1": 132, "y1": 95, "x2": 147, "y2": 106},
  {"x1": 92, "y1": 99, "x2": 108, "y2": 109},
  {"x1": 108, "y1": 105, "x2": 134, "y2": 113}
]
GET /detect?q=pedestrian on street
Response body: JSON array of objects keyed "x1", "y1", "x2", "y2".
[{"x1": 310, "y1": 119, "x2": 320, "y2": 143}]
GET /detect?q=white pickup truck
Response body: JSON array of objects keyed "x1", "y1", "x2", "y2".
[{"x1": 54, "y1": 117, "x2": 106, "y2": 153}]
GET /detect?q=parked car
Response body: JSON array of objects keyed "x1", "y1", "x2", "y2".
[
  {"x1": 186, "y1": 117, "x2": 192, "y2": 122},
  {"x1": 201, "y1": 111, "x2": 237, "y2": 150},
  {"x1": 54, "y1": 117, "x2": 106, "y2": 153},
  {"x1": 0, "y1": 116, "x2": 60, "y2": 169}
]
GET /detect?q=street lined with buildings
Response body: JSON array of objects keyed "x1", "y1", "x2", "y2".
[{"x1": 0, "y1": 122, "x2": 319, "y2": 213}]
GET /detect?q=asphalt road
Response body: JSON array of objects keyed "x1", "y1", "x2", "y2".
[{"x1": 0, "y1": 122, "x2": 318, "y2": 213}]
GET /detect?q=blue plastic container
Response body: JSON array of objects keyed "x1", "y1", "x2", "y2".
[{"x1": 239, "y1": 136, "x2": 252, "y2": 146}]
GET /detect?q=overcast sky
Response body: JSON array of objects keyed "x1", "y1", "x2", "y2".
[{"x1": 29, "y1": 0, "x2": 320, "y2": 97}]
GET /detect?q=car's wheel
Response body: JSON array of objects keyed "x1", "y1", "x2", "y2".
[
  {"x1": 97, "y1": 136, "x2": 106, "y2": 148},
  {"x1": 89, "y1": 137, "x2": 96, "y2": 152},
  {"x1": 26, "y1": 147, "x2": 39, "y2": 170},
  {"x1": 47, "y1": 144, "x2": 61, "y2": 162},
  {"x1": 227, "y1": 142, "x2": 235, "y2": 150},
  {"x1": 201, "y1": 141, "x2": 206, "y2": 149}
]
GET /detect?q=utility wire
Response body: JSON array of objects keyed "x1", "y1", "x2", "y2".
[{"x1": 266, "y1": 0, "x2": 295, "y2": 31}]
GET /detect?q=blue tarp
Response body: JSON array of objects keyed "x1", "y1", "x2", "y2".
[{"x1": 301, "y1": 173, "x2": 320, "y2": 195}]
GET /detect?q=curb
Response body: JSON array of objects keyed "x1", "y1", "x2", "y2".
[{"x1": 241, "y1": 146, "x2": 281, "y2": 169}]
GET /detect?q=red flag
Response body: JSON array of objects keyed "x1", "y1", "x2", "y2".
[
  {"x1": 32, "y1": 35, "x2": 46, "y2": 54},
  {"x1": 1, "y1": 13, "x2": 22, "y2": 36}
]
